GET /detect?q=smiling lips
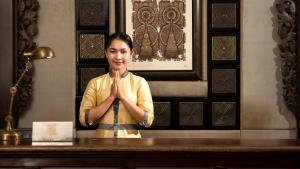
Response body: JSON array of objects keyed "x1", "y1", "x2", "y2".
[{"x1": 114, "y1": 61, "x2": 123, "y2": 64}]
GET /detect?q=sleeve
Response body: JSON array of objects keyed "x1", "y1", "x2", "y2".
[
  {"x1": 137, "y1": 78, "x2": 154, "y2": 127},
  {"x1": 79, "y1": 79, "x2": 97, "y2": 127}
]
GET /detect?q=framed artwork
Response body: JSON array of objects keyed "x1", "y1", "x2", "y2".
[{"x1": 116, "y1": 0, "x2": 202, "y2": 80}]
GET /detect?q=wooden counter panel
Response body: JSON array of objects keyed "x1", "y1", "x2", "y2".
[{"x1": 0, "y1": 138, "x2": 300, "y2": 168}]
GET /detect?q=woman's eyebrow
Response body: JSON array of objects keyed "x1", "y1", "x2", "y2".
[{"x1": 108, "y1": 47, "x2": 128, "y2": 51}]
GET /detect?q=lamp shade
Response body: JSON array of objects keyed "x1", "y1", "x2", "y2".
[{"x1": 23, "y1": 47, "x2": 55, "y2": 60}]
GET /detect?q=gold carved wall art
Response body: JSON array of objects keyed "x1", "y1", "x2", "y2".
[
  {"x1": 132, "y1": 0, "x2": 185, "y2": 62},
  {"x1": 131, "y1": 0, "x2": 186, "y2": 63},
  {"x1": 79, "y1": 33, "x2": 105, "y2": 59},
  {"x1": 117, "y1": 0, "x2": 202, "y2": 80},
  {"x1": 212, "y1": 36, "x2": 236, "y2": 60}
]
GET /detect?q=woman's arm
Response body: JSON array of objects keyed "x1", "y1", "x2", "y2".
[
  {"x1": 88, "y1": 95, "x2": 115, "y2": 124},
  {"x1": 116, "y1": 71, "x2": 154, "y2": 125}
]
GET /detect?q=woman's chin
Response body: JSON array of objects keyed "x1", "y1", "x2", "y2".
[{"x1": 112, "y1": 67, "x2": 124, "y2": 72}]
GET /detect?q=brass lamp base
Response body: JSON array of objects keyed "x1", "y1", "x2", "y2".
[{"x1": 0, "y1": 130, "x2": 23, "y2": 141}]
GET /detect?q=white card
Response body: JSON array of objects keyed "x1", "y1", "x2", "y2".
[{"x1": 32, "y1": 121, "x2": 73, "y2": 142}]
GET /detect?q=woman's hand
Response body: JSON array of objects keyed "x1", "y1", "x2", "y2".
[
  {"x1": 115, "y1": 71, "x2": 125, "y2": 100},
  {"x1": 110, "y1": 71, "x2": 125, "y2": 100},
  {"x1": 110, "y1": 72, "x2": 118, "y2": 99}
]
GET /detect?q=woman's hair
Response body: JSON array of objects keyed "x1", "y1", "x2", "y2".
[{"x1": 106, "y1": 32, "x2": 133, "y2": 50}]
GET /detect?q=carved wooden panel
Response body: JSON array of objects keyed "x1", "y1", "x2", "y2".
[
  {"x1": 79, "y1": 33, "x2": 106, "y2": 60},
  {"x1": 152, "y1": 102, "x2": 171, "y2": 127},
  {"x1": 212, "y1": 36, "x2": 236, "y2": 60},
  {"x1": 15, "y1": 0, "x2": 40, "y2": 118},
  {"x1": 276, "y1": 0, "x2": 299, "y2": 138},
  {"x1": 179, "y1": 102, "x2": 203, "y2": 126},
  {"x1": 212, "y1": 102, "x2": 236, "y2": 126},
  {"x1": 212, "y1": 3, "x2": 236, "y2": 28},
  {"x1": 212, "y1": 69, "x2": 236, "y2": 94},
  {"x1": 276, "y1": 0, "x2": 296, "y2": 113},
  {"x1": 79, "y1": 0, "x2": 107, "y2": 27},
  {"x1": 79, "y1": 67, "x2": 106, "y2": 93}
]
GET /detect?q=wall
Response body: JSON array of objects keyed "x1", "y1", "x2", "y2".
[
  {"x1": 0, "y1": 0, "x2": 13, "y2": 128},
  {"x1": 240, "y1": 0, "x2": 296, "y2": 138},
  {"x1": 18, "y1": 0, "x2": 297, "y2": 139},
  {"x1": 18, "y1": 0, "x2": 76, "y2": 127}
]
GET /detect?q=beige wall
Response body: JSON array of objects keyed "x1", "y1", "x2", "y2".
[
  {"x1": 18, "y1": 0, "x2": 76, "y2": 127},
  {"x1": 240, "y1": 0, "x2": 296, "y2": 138},
  {"x1": 18, "y1": 0, "x2": 297, "y2": 139}
]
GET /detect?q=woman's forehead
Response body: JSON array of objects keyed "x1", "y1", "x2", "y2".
[{"x1": 108, "y1": 39, "x2": 130, "y2": 49}]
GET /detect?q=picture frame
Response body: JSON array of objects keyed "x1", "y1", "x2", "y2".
[{"x1": 115, "y1": 0, "x2": 202, "y2": 80}]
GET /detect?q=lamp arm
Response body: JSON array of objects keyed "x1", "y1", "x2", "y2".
[{"x1": 5, "y1": 58, "x2": 32, "y2": 131}]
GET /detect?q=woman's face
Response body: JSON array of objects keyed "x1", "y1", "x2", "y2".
[{"x1": 106, "y1": 39, "x2": 132, "y2": 73}]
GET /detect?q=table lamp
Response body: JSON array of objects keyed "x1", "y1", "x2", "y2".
[{"x1": 0, "y1": 47, "x2": 55, "y2": 141}]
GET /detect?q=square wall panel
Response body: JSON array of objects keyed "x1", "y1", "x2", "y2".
[
  {"x1": 212, "y1": 3, "x2": 236, "y2": 28},
  {"x1": 79, "y1": 0, "x2": 108, "y2": 27},
  {"x1": 212, "y1": 36, "x2": 236, "y2": 60},
  {"x1": 212, "y1": 68, "x2": 236, "y2": 94},
  {"x1": 212, "y1": 102, "x2": 236, "y2": 127},
  {"x1": 179, "y1": 102, "x2": 203, "y2": 126},
  {"x1": 152, "y1": 102, "x2": 172, "y2": 127},
  {"x1": 79, "y1": 33, "x2": 105, "y2": 60},
  {"x1": 79, "y1": 67, "x2": 106, "y2": 93}
]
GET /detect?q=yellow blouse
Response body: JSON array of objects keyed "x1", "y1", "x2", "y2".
[{"x1": 79, "y1": 71, "x2": 154, "y2": 138}]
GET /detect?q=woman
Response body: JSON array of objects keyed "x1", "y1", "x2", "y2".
[{"x1": 79, "y1": 32, "x2": 154, "y2": 138}]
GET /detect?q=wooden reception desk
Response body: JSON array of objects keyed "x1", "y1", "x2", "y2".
[{"x1": 0, "y1": 138, "x2": 300, "y2": 168}]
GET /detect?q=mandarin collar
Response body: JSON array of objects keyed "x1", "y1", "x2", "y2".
[{"x1": 109, "y1": 69, "x2": 129, "y2": 78}]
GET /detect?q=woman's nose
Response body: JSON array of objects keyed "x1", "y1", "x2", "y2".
[{"x1": 116, "y1": 51, "x2": 122, "y2": 59}]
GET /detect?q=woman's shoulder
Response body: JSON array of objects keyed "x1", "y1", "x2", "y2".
[
  {"x1": 89, "y1": 73, "x2": 109, "y2": 84},
  {"x1": 128, "y1": 72, "x2": 144, "y2": 80},
  {"x1": 128, "y1": 72, "x2": 148, "y2": 84}
]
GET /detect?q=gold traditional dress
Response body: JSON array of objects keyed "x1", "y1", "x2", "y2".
[{"x1": 79, "y1": 70, "x2": 154, "y2": 138}]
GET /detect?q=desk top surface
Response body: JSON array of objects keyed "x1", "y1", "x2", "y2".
[{"x1": 1, "y1": 138, "x2": 300, "y2": 153}]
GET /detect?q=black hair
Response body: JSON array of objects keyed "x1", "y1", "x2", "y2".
[{"x1": 105, "y1": 32, "x2": 133, "y2": 51}]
